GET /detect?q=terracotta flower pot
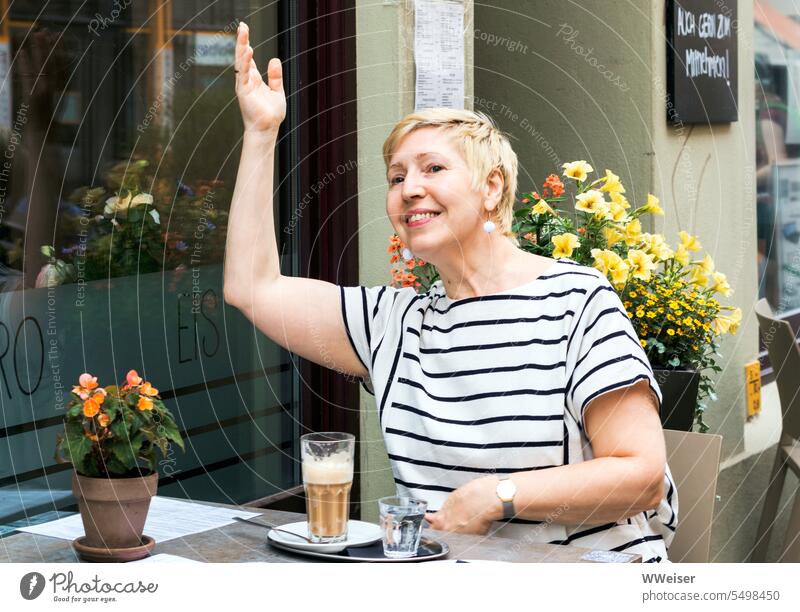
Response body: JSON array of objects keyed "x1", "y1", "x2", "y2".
[{"x1": 71, "y1": 470, "x2": 158, "y2": 549}]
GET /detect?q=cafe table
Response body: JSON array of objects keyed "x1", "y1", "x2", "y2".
[{"x1": 0, "y1": 498, "x2": 641, "y2": 563}]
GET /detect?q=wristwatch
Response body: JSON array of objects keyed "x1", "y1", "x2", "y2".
[{"x1": 495, "y1": 475, "x2": 517, "y2": 520}]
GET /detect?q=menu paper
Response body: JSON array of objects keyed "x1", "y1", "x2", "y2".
[
  {"x1": 414, "y1": 0, "x2": 465, "y2": 110},
  {"x1": 15, "y1": 496, "x2": 260, "y2": 543}
]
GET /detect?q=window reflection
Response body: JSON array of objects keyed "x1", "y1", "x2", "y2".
[
  {"x1": 755, "y1": 0, "x2": 800, "y2": 312},
  {"x1": 0, "y1": 0, "x2": 257, "y2": 290}
]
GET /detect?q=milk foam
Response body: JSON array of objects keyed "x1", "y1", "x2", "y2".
[{"x1": 302, "y1": 451, "x2": 353, "y2": 484}]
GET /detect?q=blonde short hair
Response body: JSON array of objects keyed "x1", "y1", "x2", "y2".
[{"x1": 382, "y1": 108, "x2": 519, "y2": 245}]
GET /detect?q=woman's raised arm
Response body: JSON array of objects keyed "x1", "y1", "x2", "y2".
[{"x1": 224, "y1": 22, "x2": 367, "y2": 380}]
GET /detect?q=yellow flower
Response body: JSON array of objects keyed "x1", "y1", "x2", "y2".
[
  {"x1": 710, "y1": 271, "x2": 732, "y2": 296},
  {"x1": 667, "y1": 329, "x2": 676, "y2": 336},
  {"x1": 607, "y1": 200, "x2": 627, "y2": 222},
  {"x1": 532, "y1": 199, "x2": 556, "y2": 215},
  {"x1": 600, "y1": 169, "x2": 626, "y2": 194},
  {"x1": 698, "y1": 254, "x2": 715, "y2": 274},
  {"x1": 562, "y1": 160, "x2": 593, "y2": 182},
  {"x1": 551, "y1": 233, "x2": 580, "y2": 259},
  {"x1": 591, "y1": 248, "x2": 629, "y2": 287},
  {"x1": 641, "y1": 193, "x2": 664, "y2": 215},
  {"x1": 624, "y1": 218, "x2": 643, "y2": 247},
  {"x1": 603, "y1": 226, "x2": 625, "y2": 247},
  {"x1": 640, "y1": 339, "x2": 647, "y2": 348},
  {"x1": 610, "y1": 191, "x2": 631, "y2": 209},
  {"x1": 575, "y1": 190, "x2": 608, "y2": 216},
  {"x1": 642, "y1": 233, "x2": 674, "y2": 261},
  {"x1": 673, "y1": 243, "x2": 690, "y2": 266},
  {"x1": 626, "y1": 249, "x2": 657, "y2": 281},
  {"x1": 679, "y1": 230, "x2": 702, "y2": 252},
  {"x1": 689, "y1": 266, "x2": 708, "y2": 287}
]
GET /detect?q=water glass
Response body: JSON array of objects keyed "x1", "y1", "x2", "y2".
[{"x1": 378, "y1": 496, "x2": 428, "y2": 558}]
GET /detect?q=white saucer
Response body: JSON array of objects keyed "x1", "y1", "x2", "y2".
[{"x1": 267, "y1": 520, "x2": 382, "y2": 553}]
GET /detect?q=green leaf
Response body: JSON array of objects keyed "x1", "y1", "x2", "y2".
[
  {"x1": 108, "y1": 432, "x2": 143, "y2": 470},
  {"x1": 63, "y1": 422, "x2": 94, "y2": 474}
]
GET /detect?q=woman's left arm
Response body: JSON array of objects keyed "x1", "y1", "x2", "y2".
[{"x1": 425, "y1": 379, "x2": 666, "y2": 534}]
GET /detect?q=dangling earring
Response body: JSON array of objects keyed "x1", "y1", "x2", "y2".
[
  {"x1": 402, "y1": 247, "x2": 414, "y2": 261},
  {"x1": 483, "y1": 211, "x2": 496, "y2": 234}
]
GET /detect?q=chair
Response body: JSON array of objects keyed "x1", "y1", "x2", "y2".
[
  {"x1": 752, "y1": 298, "x2": 800, "y2": 562},
  {"x1": 664, "y1": 428, "x2": 722, "y2": 562}
]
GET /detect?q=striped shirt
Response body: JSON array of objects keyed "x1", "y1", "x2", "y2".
[{"x1": 340, "y1": 258, "x2": 678, "y2": 563}]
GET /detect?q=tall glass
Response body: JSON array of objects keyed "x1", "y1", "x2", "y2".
[{"x1": 300, "y1": 432, "x2": 355, "y2": 543}]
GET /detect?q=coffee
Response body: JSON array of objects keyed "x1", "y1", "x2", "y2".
[{"x1": 302, "y1": 450, "x2": 353, "y2": 541}]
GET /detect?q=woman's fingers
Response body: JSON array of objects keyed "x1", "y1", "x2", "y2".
[
  {"x1": 267, "y1": 58, "x2": 283, "y2": 93},
  {"x1": 235, "y1": 22, "x2": 248, "y2": 70}
]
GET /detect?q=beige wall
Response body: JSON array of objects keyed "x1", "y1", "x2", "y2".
[
  {"x1": 472, "y1": 0, "x2": 758, "y2": 561},
  {"x1": 354, "y1": 0, "x2": 474, "y2": 522}
]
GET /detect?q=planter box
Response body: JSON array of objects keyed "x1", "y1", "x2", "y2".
[{"x1": 652, "y1": 367, "x2": 700, "y2": 432}]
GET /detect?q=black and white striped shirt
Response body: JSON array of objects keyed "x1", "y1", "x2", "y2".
[{"x1": 340, "y1": 258, "x2": 677, "y2": 563}]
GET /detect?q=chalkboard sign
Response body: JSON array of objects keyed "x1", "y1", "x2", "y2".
[{"x1": 666, "y1": 0, "x2": 738, "y2": 124}]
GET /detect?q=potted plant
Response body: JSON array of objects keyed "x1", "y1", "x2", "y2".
[
  {"x1": 55, "y1": 370, "x2": 184, "y2": 559},
  {"x1": 388, "y1": 162, "x2": 742, "y2": 433}
]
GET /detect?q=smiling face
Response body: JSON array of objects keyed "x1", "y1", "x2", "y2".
[{"x1": 386, "y1": 127, "x2": 496, "y2": 261}]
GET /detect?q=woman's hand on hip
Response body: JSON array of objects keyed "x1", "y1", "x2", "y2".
[
  {"x1": 424, "y1": 475, "x2": 501, "y2": 535},
  {"x1": 235, "y1": 21, "x2": 286, "y2": 135}
]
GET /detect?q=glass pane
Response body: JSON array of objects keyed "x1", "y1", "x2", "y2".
[
  {"x1": 755, "y1": 1, "x2": 800, "y2": 313},
  {"x1": 0, "y1": 1, "x2": 299, "y2": 527}
]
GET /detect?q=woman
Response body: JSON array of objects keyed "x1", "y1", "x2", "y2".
[{"x1": 225, "y1": 22, "x2": 677, "y2": 563}]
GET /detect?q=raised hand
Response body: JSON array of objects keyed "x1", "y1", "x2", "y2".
[{"x1": 235, "y1": 21, "x2": 286, "y2": 134}]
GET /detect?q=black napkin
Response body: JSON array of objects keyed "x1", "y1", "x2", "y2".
[{"x1": 338, "y1": 538, "x2": 441, "y2": 559}]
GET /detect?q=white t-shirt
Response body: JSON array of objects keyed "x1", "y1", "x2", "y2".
[{"x1": 340, "y1": 258, "x2": 677, "y2": 563}]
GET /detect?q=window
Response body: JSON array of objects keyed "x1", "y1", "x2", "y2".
[
  {"x1": 755, "y1": 0, "x2": 800, "y2": 315},
  {"x1": 0, "y1": 0, "x2": 361, "y2": 530}
]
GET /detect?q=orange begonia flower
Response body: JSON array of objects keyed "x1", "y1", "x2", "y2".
[
  {"x1": 138, "y1": 396, "x2": 154, "y2": 411},
  {"x1": 79, "y1": 373, "x2": 98, "y2": 390},
  {"x1": 126, "y1": 369, "x2": 143, "y2": 387},
  {"x1": 139, "y1": 382, "x2": 159, "y2": 397},
  {"x1": 97, "y1": 412, "x2": 110, "y2": 428},
  {"x1": 83, "y1": 396, "x2": 102, "y2": 418}
]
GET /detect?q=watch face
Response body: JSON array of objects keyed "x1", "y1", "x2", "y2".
[{"x1": 497, "y1": 479, "x2": 516, "y2": 502}]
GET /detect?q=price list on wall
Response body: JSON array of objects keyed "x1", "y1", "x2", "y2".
[{"x1": 414, "y1": 0, "x2": 465, "y2": 110}]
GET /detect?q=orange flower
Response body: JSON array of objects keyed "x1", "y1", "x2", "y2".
[
  {"x1": 83, "y1": 396, "x2": 102, "y2": 418},
  {"x1": 577, "y1": 227, "x2": 587, "y2": 235},
  {"x1": 85, "y1": 432, "x2": 99, "y2": 442},
  {"x1": 78, "y1": 373, "x2": 98, "y2": 390},
  {"x1": 72, "y1": 385, "x2": 89, "y2": 400},
  {"x1": 543, "y1": 174, "x2": 565, "y2": 197},
  {"x1": 521, "y1": 197, "x2": 530, "y2": 204},
  {"x1": 417, "y1": 259, "x2": 426, "y2": 266},
  {"x1": 126, "y1": 369, "x2": 143, "y2": 386},
  {"x1": 139, "y1": 381, "x2": 159, "y2": 397},
  {"x1": 137, "y1": 396, "x2": 154, "y2": 411},
  {"x1": 390, "y1": 254, "x2": 400, "y2": 263},
  {"x1": 97, "y1": 412, "x2": 110, "y2": 427}
]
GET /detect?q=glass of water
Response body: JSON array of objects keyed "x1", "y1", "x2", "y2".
[{"x1": 378, "y1": 496, "x2": 428, "y2": 559}]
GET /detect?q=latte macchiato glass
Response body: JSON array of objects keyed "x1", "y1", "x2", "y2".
[{"x1": 300, "y1": 432, "x2": 355, "y2": 543}]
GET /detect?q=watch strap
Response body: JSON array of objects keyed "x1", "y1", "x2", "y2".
[{"x1": 497, "y1": 475, "x2": 516, "y2": 520}]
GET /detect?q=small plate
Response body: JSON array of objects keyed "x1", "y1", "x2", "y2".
[
  {"x1": 269, "y1": 535, "x2": 449, "y2": 562},
  {"x1": 266, "y1": 520, "x2": 382, "y2": 553}
]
